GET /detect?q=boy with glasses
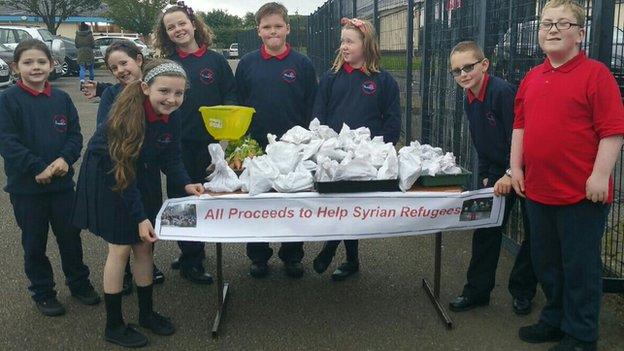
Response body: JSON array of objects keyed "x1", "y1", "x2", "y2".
[
  {"x1": 448, "y1": 41, "x2": 537, "y2": 316},
  {"x1": 512, "y1": 1, "x2": 624, "y2": 350}
]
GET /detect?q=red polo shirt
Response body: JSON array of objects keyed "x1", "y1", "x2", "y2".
[{"x1": 513, "y1": 51, "x2": 624, "y2": 205}]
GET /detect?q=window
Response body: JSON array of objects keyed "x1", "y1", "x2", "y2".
[
  {"x1": 16, "y1": 30, "x2": 32, "y2": 42},
  {"x1": 37, "y1": 29, "x2": 53, "y2": 42}
]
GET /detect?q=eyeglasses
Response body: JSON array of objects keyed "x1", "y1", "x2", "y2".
[
  {"x1": 449, "y1": 60, "x2": 484, "y2": 77},
  {"x1": 538, "y1": 21, "x2": 581, "y2": 31}
]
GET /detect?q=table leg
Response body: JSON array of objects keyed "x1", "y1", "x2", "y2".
[
  {"x1": 422, "y1": 231, "x2": 453, "y2": 329},
  {"x1": 212, "y1": 242, "x2": 229, "y2": 338}
]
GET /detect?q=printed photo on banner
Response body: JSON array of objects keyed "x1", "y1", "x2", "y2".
[
  {"x1": 161, "y1": 203, "x2": 198, "y2": 228},
  {"x1": 460, "y1": 197, "x2": 494, "y2": 222}
]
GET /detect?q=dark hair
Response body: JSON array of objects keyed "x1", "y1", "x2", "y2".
[
  {"x1": 153, "y1": 5, "x2": 215, "y2": 57},
  {"x1": 104, "y1": 40, "x2": 143, "y2": 69},
  {"x1": 79, "y1": 22, "x2": 90, "y2": 31},
  {"x1": 13, "y1": 39, "x2": 53, "y2": 64},
  {"x1": 255, "y1": 2, "x2": 289, "y2": 25}
]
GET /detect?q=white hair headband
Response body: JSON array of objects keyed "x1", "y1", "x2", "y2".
[{"x1": 143, "y1": 62, "x2": 187, "y2": 83}]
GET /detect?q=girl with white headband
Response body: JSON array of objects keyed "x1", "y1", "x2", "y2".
[{"x1": 72, "y1": 59, "x2": 204, "y2": 348}]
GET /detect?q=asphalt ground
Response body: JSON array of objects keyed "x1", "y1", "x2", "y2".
[{"x1": 0, "y1": 66, "x2": 622, "y2": 351}]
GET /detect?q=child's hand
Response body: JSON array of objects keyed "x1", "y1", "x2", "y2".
[
  {"x1": 49, "y1": 157, "x2": 69, "y2": 177},
  {"x1": 511, "y1": 168, "x2": 526, "y2": 198},
  {"x1": 185, "y1": 183, "x2": 204, "y2": 196},
  {"x1": 35, "y1": 167, "x2": 53, "y2": 184},
  {"x1": 82, "y1": 80, "x2": 97, "y2": 99},
  {"x1": 586, "y1": 172, "x2": 610, "y2": 204},
  {"x1": 138, "y1": 219, "x2": 158, "y2": 243},
  {"x1": 493, "y1": 175, "x2": 512, "y2": 197}
]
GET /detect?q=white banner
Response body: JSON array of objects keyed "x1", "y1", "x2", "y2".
[{"x1": 155, "y1": 189, "x2": 505, "y2": 243}]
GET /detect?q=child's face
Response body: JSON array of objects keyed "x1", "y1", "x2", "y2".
[
  {"x1": 449, "y1": 51, "x2": 488, "y2": 91},
  {"x1": 538, "y1": 6, "x2": 584, "y2": 58},
  {"x1": 14, "y1": 49, "x2": 52, "y2": 86},
  {"x1": 107, "y1": 51, "x2": 143, "y2": 86},
  {"x1": 257, "y1": 14, "x2": 290, "y2": 52},
  {"x1": 340, "y1": 29, "x2": 364, "y2": 66},
  {"x1": 141, "y1": 76, "x2": 186, "y2": 116},
  {"x1": 164, "y1": 11, "x2": 196, "y2": 48}
]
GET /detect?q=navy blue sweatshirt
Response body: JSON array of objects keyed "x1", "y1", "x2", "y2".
[
  {"x1": 0, "y1": 82, "x2": 82, "y2": 194},
  {"x1": 236, "y1": 46, "x2": 318, "y2": 147},
  {"x1": 313, "y1": 65, "x2": 401, "y2": 144},
  {"x1": 463, "y1": 74, "x2": 515, "y2": 179},
  {"x1": 170, "y1": 46, "x2": 238, "y2": 143},
  {"x1": 96, "y1": 83, "x2": 123, "y2": 127}
]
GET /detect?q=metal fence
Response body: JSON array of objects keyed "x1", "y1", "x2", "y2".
[
  {"x1": 307, "y1": 0, "x2": 624, "y2": 291},
  {"x1": 237, "y1": 15, "x2": 309, "y2": 57}
]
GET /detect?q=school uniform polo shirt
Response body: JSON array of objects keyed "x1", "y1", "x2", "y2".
[
  {"x1": 513, "y1": 51, "x2": 624, "y2": 205},
  {"x1": 236, "y1": 44, "x2": 318, "y2": 147},
  {"x1": 464, "y1": 73, "x2": 516, "y2": 179}
]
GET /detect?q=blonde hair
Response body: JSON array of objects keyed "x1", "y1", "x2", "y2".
[
  {"x1": 449, "y1": 41, "x2": 486, "y2": 62},
  {"x1": 541, "y1": 0, "x2": 586, "y2": 26},
  {"x1": 256, "y1": 2, "x2": 289, "y2": 25},
  {"x1": 331, "y1": 19, "x2": 380, "y2": 75},
  {"x1": 153, "y1": 5, "x2": 215, "y2": 57},
  {"x1": 107, "y1": 59, "x2": 187, "y2": 191}
]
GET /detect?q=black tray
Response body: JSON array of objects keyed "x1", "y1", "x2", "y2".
[
  {"x1": 417, "y1": 168, "x2": 472, "y2": 187},
  {"x1": 314, "y1": 179, "x2": 400, "y2": 193}
]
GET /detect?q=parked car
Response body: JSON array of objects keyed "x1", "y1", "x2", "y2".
[
  {"x1": 0, "y1": 43, "x2": 15, "y2": 86},
  {"x1": 0, "y1": 57, "x2": 12, "y2": 88},
  {"x1": 0, "y1": 25, "x2": 65, "y2": 80},
  {"x1": 54, "y1": 35, "x2": 79, "y2": 77},
  {"x1": 93, "y1": 35, "x2": 153, "y2": 59},
  {"x1": 229, "y1": 43, "x2": 239, "y2": 58}
]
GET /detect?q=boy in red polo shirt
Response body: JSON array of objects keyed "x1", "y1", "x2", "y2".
[{"x1": 511, "y1": 1, "x2": 624, "y2": 350}]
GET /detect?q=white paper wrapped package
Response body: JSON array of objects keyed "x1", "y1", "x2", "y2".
[
  {"x1": 273, "y1": 163, "x2": 314, "y2": 193},
  {"x1": 265, "y1": 141, "x2": 301, "y2": 174},
  {"x1": 280, "y1": 125, "x2": 316, "y2": 144},
  {"x1": 309, "y1": 118, "x2": 338, "y2": 140},
  {"x1": 204, "y1": 144, "x2": 242, "y2": 192},
  {"x1": 378, "y1": 150, "x2": 399, "y2": 180},
  {"x1": 398, "y1": 151, "x2": 422, "y2": 191},
  {"x1": 241, "y1": 155, "x2": 280, "y2": 196}
]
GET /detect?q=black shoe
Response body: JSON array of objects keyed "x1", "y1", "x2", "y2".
[
  {"x1": 331, "y1": 261, "x2": 359, "y2": 281},
  {"x1": 250, "y1": 262, "x2": 269, "y2": 278},
  {"x1": 122, "y1": 272, "x2": 133, "y2": 296},
  {"x1": 170, "y1": 258, "x2": 180, "y2": 270},
  {"x1": 152, "y1": 265, "x2": 165, "y2": 285},
  {"x1": 284, "y1": 261, "x2": 304, "y2": 278},
  {"x1": 448, "y1": 295, "x2": 490, "y2": 312},
  {"x1": 519, "y1": 321, "x2": 565, "y2": 344},
  {"x1": 105, "y1": 324, "x2": 148, "y2": 348},
  {"x1": 513, "y1": 297, "x2": 532, "y2": 316},
  {"x1": 313, "y1": 254, "x2": 333, "y2": 274},
  {"x1": 180, "y1": 267, "x2": 214, "y2": 285},
  {"x1": 36, "y1": 297, "x2": 66, "y2": 317},
  {"x1": 71, "y1": 285, "x2": 101, "y2": 305},
  {"x1": 139, "y1": 311, "x2": 175, "y2": 336},
  {"x1": 549, "y1": 335, "x2": 597, "y2": 351}
]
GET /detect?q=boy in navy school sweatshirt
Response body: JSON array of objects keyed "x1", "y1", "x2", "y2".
[
  {"x1": 447, "y1": 41, "x2": 537, "y2": 316},
  {"x1": 235, "y1": 2, "x2": 318, "y2": 279}
]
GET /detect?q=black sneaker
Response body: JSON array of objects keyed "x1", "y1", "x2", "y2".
[
  {"x1": 170, "y1": 258, "x2": 181, "y2": 270},
  {"x1": 313, "y1": 254, "x2": 334, "y2": 274},
  {"x1": 71, "y1": 285, "x2": 101, "y2": 305},
  {"x1": 519, "y1": 321, "x2": 565, "y2": 344},
  {"x1": 284, "y1": 261, "x2": 304, "y2": 278},
  {"x1": 449, "y1": 295, "x2": 490, "y2": 312},
  {"x1": 153, "y1": 265, "x2": 165, "y2": 285},
  {"x1": 180, "y1": 267, "x2": 214, "y2": 285},
  {"x1": 331, "y1": 261, "x2": 359, "y2": 281},
  {"x1": 139, "y1": 311, "x2": 175, "y2": 336},
  {"x1": 36, "y1": 297, "x2": 66, "y2": 317},
  {"x1": 549, "y1": 335, "x2": 597, "y2": 351},
  {"x1": 122, "y1": 272, "x2": 133, "y2": 295},
  {"x1": 105, "y1": 324, "x2": 148, "y2": 348},
  {"x1": 250, "y1": 262, "x2": 269, "y2": 278},
  {"x1": 513, "y1": 297, "x2": 532, "y2": 316}
]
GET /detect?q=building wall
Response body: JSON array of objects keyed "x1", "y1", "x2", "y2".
[{"x1": 379, "y1": 7, "x2": 421, "y2": 52}]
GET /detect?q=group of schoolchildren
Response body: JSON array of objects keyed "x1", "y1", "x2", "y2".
[{"x1": 0, "y1": 0, "x2": 620, "y2": 349}]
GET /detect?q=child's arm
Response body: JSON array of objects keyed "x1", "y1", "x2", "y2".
[
  {"x1": 493, "y1": 83, "x2": 517, "y2": 195},
  {"x1": 161, "y1": 117, "x2": 192, "y2": 192},
  {"x1": 234, "y1": 59, "x2": 248, "y2": 105},
  {"x1": 59, "y1": 98, "x2": 83, "y2": 167},
  {"x1": 303, "y1": 61, "x2": 318, "y2": 125},
  {"x1": 120, "y1": 178, "x2": 149, "y2": 225},
  {"x1": 219, "y1": 56, "x2": 238, "y2": 105},
  {"x1": 311, "y1": 72, "x2": 331, "y2": 123},
  {"x1": 380, "y1": 73, "x2": 401, "y2": 144},
  {"x1": 587, "y1": 136, "x2": 623, "y2": 203},
  {"x1": 510, "y1": 129, "x2": 525, "y2": 197},
  {"x1": 96, "y1": 87, "x2": 115, "y2": 127},
  {"x1": 0, "y1": 93, "x2": 48, "y2": 177}
]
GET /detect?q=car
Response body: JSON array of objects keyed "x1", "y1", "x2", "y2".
[
  {"x1": 0, "y1": 57, "x2": 12, "y2": 88},
  {"x1": 54, "y1": 35, "x2": 80, "y2": 77},
  {"x1": 93, "y1": 35, "x2": 153, "y2": 59},
  {"x1": 0, "y1": 25, "x2": 65, "y2": 80},
  {"x1": 229, "y1": 43, "x2": 239, "y2": 58}
]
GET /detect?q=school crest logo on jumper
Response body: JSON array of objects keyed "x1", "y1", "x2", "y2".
[
  {"x1": 361, "y1": 80, "x2": 377, "y2": 95},
  {"x1": 486, "y1": 111, "x2": 497, "y2": 127},
  {"x1": 156, "y1": 133, "x2": 173, "y2": 148},
  {"x1": 52, "y1": 115, "x2": 68, "y2": 133},
  {"x1": 281, "y1": 69, "x2": 297, "y2": 83},
  {"x1": 200, "y1": 68, "x2": 215, "y2": 85}
]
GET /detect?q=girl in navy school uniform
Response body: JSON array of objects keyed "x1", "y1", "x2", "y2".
[
  {"x1": 84, "y1": 41, "x2": 168, "y2": 294},
  {"x1": 152, "y1": 1, "x2": 237, "y2": 284},
  {"x1": 312, "y1": 18, "x2": 401, "y2": 281},
  {"x1": 0, "y1": 40, "x2": 100, "y2": 317},
  {"x1": 72, "y1": 59, "x2": 204, "y2": 348}
]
